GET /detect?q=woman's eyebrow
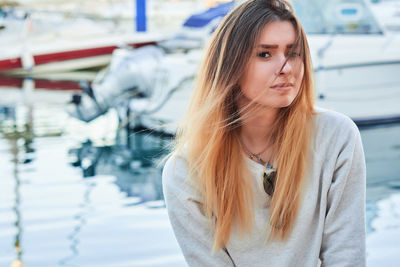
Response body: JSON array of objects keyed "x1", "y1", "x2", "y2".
[{"x1": 257, "y1": 44, "x2": 294, "y2": 48}]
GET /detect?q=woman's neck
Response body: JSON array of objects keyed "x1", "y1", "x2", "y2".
[{"x1": 239, "y1": 106, "x2": 278, "y2": 161}]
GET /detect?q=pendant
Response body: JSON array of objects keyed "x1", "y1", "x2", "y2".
[{"x1": 263, "y1": 168, "x2": 277, "y2": 196}]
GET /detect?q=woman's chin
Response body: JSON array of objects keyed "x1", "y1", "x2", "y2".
[{"x1": 267, "y1": 99, "x2": 296, "y2": 109}]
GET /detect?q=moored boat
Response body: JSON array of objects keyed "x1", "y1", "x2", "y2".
[
  {"x1": 70, "y1": 0, "x2": 400, "y2": 134},
  {"x1": 0, "y1": 9, "x2": 165, "y2": 75}
]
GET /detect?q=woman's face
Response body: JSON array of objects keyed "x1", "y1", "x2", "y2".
[{"x1": 239, "y1": 20, "x2": 304, "y2": 109}]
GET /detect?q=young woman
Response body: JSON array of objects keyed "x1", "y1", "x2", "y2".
[{"x1": 162, "y1": 0, "x2": 366, "y2": 266}]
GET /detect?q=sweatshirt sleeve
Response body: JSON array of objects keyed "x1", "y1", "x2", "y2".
[
  {"x1": 162, "y1": 154, "x2": 235, "y2": 267},
  {"x1": 320, "y1": 120, "x2": 366, "y2": 267}
]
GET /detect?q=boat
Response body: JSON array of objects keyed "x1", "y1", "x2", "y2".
[
  {"x1": 0, "y1": 8, "x2": 165, "y2": 75},
  {"x1": 298, "y1": 0, "x2": 400, "y2": 126},
  {"x1": 68, "y1": 2, "x2": 232, "y2": 123},
  {"x1": 70, "y1": 0, "x2": 400, "y2": 134},
  {"x1": 370, "y1": 0, "x2": 400, "y2": 32}
]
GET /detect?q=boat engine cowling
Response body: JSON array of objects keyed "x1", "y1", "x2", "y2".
[
  {"x1": 92, "y1": 45, "x2": 164, "y2": 107},
  {"x1": 69, "y1": 45, "x2": 164, "y2": 122}
]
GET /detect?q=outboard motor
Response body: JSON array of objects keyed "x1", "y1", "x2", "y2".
[{"x1": 69, "y1": 45, "x2": 164, "y2": 122}]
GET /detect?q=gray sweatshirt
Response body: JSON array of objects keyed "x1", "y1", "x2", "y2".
[{"x1": 162, "y1": 109, "x2": 366, "y2": 267}]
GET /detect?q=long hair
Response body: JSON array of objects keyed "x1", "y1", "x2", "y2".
[{"x1": 173, "y1": 0, "x2": 315, "y2": 250}]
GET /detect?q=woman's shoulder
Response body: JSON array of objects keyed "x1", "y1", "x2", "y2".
[
  {"x1": 163, "y1": 151, "x2": 189, "y2": 178},
  {"x1": 313, "y1": 107, "x2": 359, "y2": 136},
  {"x1": 162, "y1": 150, "x2": 191, "y2": 190},
  {"x1": 162, "y1": 150, "x2": 203, "y2": 203},
  {"x1": 311, "y1": 107, "x2": 362, "y2": 155}
]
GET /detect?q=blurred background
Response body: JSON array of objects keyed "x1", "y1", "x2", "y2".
[{"x1": 0, "y1": 0, "x2": 399, "y2": 266}]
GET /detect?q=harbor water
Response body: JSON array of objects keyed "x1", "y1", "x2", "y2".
[{"x1": 0, "y1": 87, "x2": 399, "y2": 266}]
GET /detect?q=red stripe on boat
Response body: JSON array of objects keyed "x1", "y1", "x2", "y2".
[
  {"x1": 33, "y1": 41, "x2": 156, "y2": 66},
  {"x1": 0, "y1": 41, "x2": 156, "y2": 71},
  {"x1": 0, "y1": 58, "x2": 23, "y2": 71},
  {"x1": 34, "y1": 46, "x2": 116, "y2": 65}
]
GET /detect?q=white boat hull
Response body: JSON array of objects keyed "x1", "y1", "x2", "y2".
[
  {"x1": 3, "y1": 55, "x2": 112, "y2": 76},
  {"x1": 129, "y1": 58, "x2": 400, "y2": 135}
]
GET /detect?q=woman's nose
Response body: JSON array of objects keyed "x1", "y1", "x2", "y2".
[{"x1": 278, "y1": 56, "x2": 292, "y2": 75}]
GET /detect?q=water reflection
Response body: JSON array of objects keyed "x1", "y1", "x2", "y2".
[
  {"x1": 0, "y1": 75, "x2": 85, "y2": 91},
  {"x1": 0, "y1": 105, "x2": 35, "y2": 267},
  {"x1": 69, "y1": 130, "x2": 172, "y2": 205},
  {"x1": 58, "y1": 180, "x2": 95, "y2": 266},
  {"x1": 10, "y1": 138, "x2": 25, "y2": 267},
  {"x1": 361, "y1": 124, "x2": 400, "y2": 234}
]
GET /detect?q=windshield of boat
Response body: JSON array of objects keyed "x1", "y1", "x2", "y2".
[{"x1": 292, "y1": 0, "x2": 383, "y2": 34}]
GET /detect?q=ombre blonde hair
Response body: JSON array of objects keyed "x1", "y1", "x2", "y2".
[{"x1": 173, "y1": 0, "x2": 315, "y2": 250}]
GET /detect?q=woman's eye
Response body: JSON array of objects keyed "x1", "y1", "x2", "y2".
[
  {"x1": 287, "y1": 52, "x2": 301, "y2": 58},
  {"x1": 257, "y1": 52, "x2": 270, "y2": 58}
]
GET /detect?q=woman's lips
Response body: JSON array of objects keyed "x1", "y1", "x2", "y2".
[{"x1": 270, "y1": 83, "x2": 293, "y2": 91}]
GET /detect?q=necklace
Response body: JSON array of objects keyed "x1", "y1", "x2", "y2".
[
  {"x1": 239, "y1": 138, "x2": 270, "y2": 166},
  {"x1": 239, "y1": 138, "x2": 277, "y2": 196}
]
